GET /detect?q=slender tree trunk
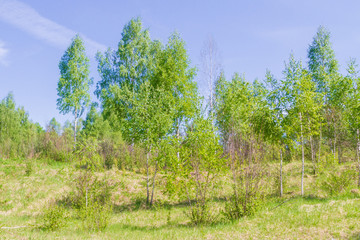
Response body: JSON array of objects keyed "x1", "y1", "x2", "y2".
[
  {"x1": 229, "y1": 129, "x2": 238, "y2": 200},
  {"x1": 177, "y1": 119, "x2": 180, "y2": 160},
  {"x1": 273, "y1": 146, "x2": 275, "y2": 162},
  {"x1": 357, "y1": 129, "x2": 360, "y2": 187},
  {"x1": 146, "y1": 146, "x2": 151, "y2": 205},
  {"x1": 280, "y1": 148, "x2": 283, "y2": 197},
  {"x1": 74, "y1": 114, "x2": 78, "y2": 150},
  {"x1": 319, "y1": 124, "x2": 321, "y2": 164},
  {"x1": 338, "y1": 145, "x2": 342, "y2": 164},
  {"x1": 310, "y1": 135, "x2": 315, "y2": 174},
  {"x1": 300, "y1": 112, "x2": 304, "y2": 196},
  {"x1": 150, "y1": 160, "x2": 158, "y2": 206},
  {"x1": 333, "y1": 128, "x2": 336, "y2": 160},
  {"x1": 249, "y1": 136, "x2": 253, "y2": 165}
]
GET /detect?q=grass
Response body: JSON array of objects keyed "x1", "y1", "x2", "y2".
[{"x1": 0, "y1": 158, "x2": 359, "y2": 239}]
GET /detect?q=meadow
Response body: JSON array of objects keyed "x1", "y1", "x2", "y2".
[{"x1": 0, "y1": 158, "x2": 359, "y2": 240}]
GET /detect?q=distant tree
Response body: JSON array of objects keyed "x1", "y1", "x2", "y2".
[
  {"x1": 47, "y1": 117, "x2": 61, "y2": 135},
  {"x1": 82, "y1": 103, "x2": 108, "y2": 139},
  {"x1": 260, "y1": 71, "x2": 286, "y2": 196},
  {"x1": 57, "y1": 34, "x2": 92, "y2": 148},
  {"x1": 308, "y1": 26, "x2": 338, "y2": 95},
  {"x1": 0, "y1": 93, "x2": 41, "y2": 158},
  {"x1": 345, "y1": 59, "x2": 360, "y2": 186},
  {"x1": 200, "y1": 35, "x2": 221, "y2": 123},
  {"x1": 307, "y1": 26, "x2": 340, "y2": 162}
]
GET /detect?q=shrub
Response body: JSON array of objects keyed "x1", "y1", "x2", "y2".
[
  {"x1": 68, "y1": 170, "x2": 113, "y2": 209},
  {"x1": 38, "y1": 202, "x2": 67, "y2": 231},
  {"x1": 76, "y1": 137, "x2": 103, "y2": 170},
  {"x1": 187, "y1": 201, "x2": 218, "y2": 225},
  {"x1": 320, "y1": 168, "x2": 355, "y2": 196},
  {"x1": 223, "y1": 163, "x2": 265, "y2": 221},
  {"x1": 67, "y1": 170, "x2": 114, "y2": 231},
  {"x1": 78, "y1": 200, "x2": 112, "y2": 232},
  {"x1": 179, "y1": 116, "x2": 225, "y2": 225},
  {"x1": 25, "y1": 160, "x2": 33, "y2": 176},
  {"x1": 223, "y1": 190, "x2": 263, "y2": 220}
]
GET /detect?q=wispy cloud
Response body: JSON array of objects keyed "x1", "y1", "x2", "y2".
[
  {"x1": 0, "y1": 0, "x2": 107, "y2": 56},
  {"x1": 0, "y1": 40, "x2": 9, "y2": 66}
]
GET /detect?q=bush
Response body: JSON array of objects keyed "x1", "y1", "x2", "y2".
[
  {"x1": 187, "y1": 201, "x2": 218, "y2": 225},
  {"x1": 223, "y1": 190, "x2": 263, "y2": 220},
  {"x1": 38, "y1": 202, "x2": 67, "y2": 231},
  {"x1": 223, "y1": 163, "x2": 265, "y2": 221},
  {"x1": 67, "y1": 170, "x2": 114, "y2": 231},
  {"x1": 25, "y1": 160, "x2": 33, "y2": 176},
  {"x1": 68, "y1": 170, "x2": 113, "y2": 209},
  {"x1": 320, "y1": 168, "x2": 355, "y2": 196},
  {"x1": 179, "y1": 116, "x2": 226, "y2": 225},
  {"x1": 76, "y1": 137, "x2": 103, "y2": 170},
  {"x1": 78, "y1": 200, "x2": 112, "y2": 232}
]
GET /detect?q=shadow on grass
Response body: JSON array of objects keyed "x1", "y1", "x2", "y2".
[
  {"x1": 110, "y1": 217, "x2": 233, "y2": 232},
  {"x1": 350, "y1": 231, "x2": 360, "y2": 240},
  {"x1": 302, "y1": 195, "x2": 328, "y2": 203},
  {"x1": 112, "y1": 196, "x2": 228, "y2": 213}
]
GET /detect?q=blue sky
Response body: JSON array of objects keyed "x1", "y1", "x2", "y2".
[{"x1": 0, "y1": 0, "x2": 359, "y2": 127}]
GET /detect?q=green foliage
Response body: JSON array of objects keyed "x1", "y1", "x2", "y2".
[
  {"x1": 308, "y1": 26, "x2": 338, "y2": 94},
  {"x1": 96, "y1": 18, "x2": 155, "y2": 118},
  {"x1": 40, "y1": 118, "x2": 74, "y2": 162},
  {"x1": 151, "y1": 32, "x2": 198, "y2": 135},
  {"x1": 215, "y1": 73, "x2": 254, "y2": 142},
  {"x1": 38, "y1": 202, "x2": 68, "y2": 231},
  {"x1": 346, "y1": 59, "x2": 360, "y2": 135},
  {"x1": 57, "y1": 35, "x2": 92, "y2": 117},
  {"x1": 0, "y1": 93, "x2": 42, "y2": 158},
  {"x1": 110, "y1": 80, "x2": 175, "y2": 148},
  {"x1": 180, "y1": 115, "x2": 225, "y2": 224},
  {"x1": 25, "y1": 159, "x2": 33, "y2": 176},
  {"x1": 57, "y1": 34, "x2": 92, "y2": 146},
  {"x1": 223, "y1": 192, "x2": 263, "y2": 221},
  {"x1": 76, "y1": 137, "x2": 103, "y2": 170},
  {"x1": 224, "y1": 160, "x2": 266, "y2": 220},
  {"x1": 3, "y1": 20, "x2": 360, "y2": 239},
  {"x1": 78, "y1": 199, "x2": 112, "y2": 232},
  {"x1": 68, "y1": 170, "x2": 113, "y2": 231},
  {"x1": 318, "y1": 167, "x2": 356, "y2": 196},
  {"x1": 82, "y1": 103, "x2": 111, "y2": 139},
  {"x1": 68, "y1": 170, "x2": 114, "y2": 208},
  {"x1": 187, "y1": 202, "x2": 218, "y2": 225}
]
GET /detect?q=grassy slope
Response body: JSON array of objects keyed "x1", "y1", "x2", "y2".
[{"x1": 0, "y1": 158, "x2": 359, "y2": 239}]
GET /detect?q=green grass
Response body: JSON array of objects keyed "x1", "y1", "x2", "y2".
[{"x1": 0, "y1": 158, "x2": 359, "y2": 239}]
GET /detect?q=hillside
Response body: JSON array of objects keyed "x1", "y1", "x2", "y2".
[{"x1": 0, "y1": 158, "x2": 359, "y2": 239}]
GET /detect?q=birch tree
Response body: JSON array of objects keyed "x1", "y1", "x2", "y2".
[
  {"x1": 200, "y1": 35, "x2": 221, "y2": 123},
  {"x1": 57, "y1": 34, "x2": 92, "y2": 148},
  {"x1": 283, "y1": 55, "x2": 321, "y2": 195},
  {"x1": 346, "y1": 59, "x2": 360, "y2": 186},
  {"x1": 307, "y1": 26, "x2": 339, "y2": 162}
]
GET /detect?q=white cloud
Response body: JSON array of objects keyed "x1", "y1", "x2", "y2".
[
  {"x1": 0, "y1": 41, "x2": 9, "y2": 66},
  {"x1": 0, "y1": 0, "x2": 107, "y2": 56}
]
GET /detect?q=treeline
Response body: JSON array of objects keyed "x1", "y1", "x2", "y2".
[{"x1": 1, "y1": 19, "x2": 360, "y2": 225}]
